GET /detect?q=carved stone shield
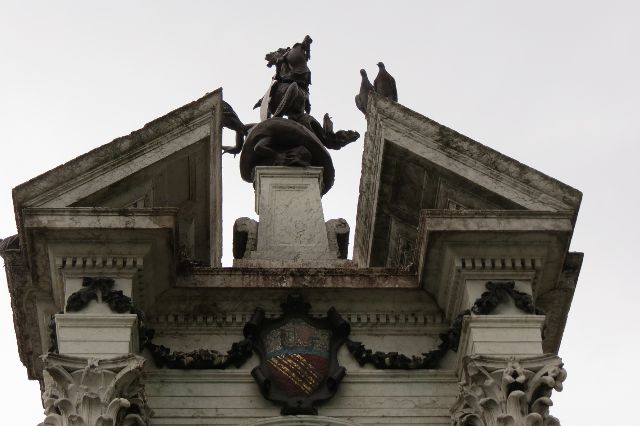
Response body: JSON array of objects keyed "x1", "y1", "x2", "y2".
[{"x1": 244, "y1": 294, "x2": 350, "y2": 415}]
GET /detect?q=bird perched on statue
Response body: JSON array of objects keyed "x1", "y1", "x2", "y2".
[
  {"x1": 354, "y1": 69, "x2": 374, "y2": 115},
  {"x1": 373, "y1": 62, "x2": 397, "y2": 102}
]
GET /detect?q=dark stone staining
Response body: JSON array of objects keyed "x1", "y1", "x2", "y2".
[
  {"x1": 369, "y1": 142, "x2": 524, "y2": 266},
  {"x1": 346, "y1": 281, "x2": 543, "y2": 369},
  {"x1": 71, "y1": 139, "x2": 212, "y2": 266},
  {"x1": 176, "y1": 246, "x2": 204, "y2": 275},
  {"x1": 0, "y1": 234, "x2": 19, "y2": 255},
  {"x1": 47, "y1": 313, "x2": 61, "y2": 353}
]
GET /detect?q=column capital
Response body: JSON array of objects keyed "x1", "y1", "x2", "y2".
[
  {"x1": 451, "y1": 354, "x2": 566, "y2": 426},
  {"x1": 40, "y1": 353, "x2": 151, "y2": 426}
]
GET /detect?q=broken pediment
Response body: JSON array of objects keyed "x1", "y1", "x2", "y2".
[
  {"x1": 4, "y1": 89, "x2": 224, "y2": 379},
  {"x1": 12, "y1": 89, "x2": 224, "y2": 268},
  {"x1": 353, "y1": 93, "x2": 583, "y2": 353},
  {"x1": 354, "y1": 92, "x2": 581, "y2": 269}
]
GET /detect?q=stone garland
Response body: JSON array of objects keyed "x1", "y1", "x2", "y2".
[
  {"x1": 345, "y1": 281, "x2": 543, "y2": 370},
  {"x1": 50, "y1": 276, "x2": 254, "y2": 370},
  {"x1": 66, "y1": 277, "x2": 133, "y2": 313},
  {"x1": 49, "y1": 276, "x2": 154, "y2": 355},
  {"x1": 145, "y1": 339, "x2": 253, "y2": 369},
  {"x1": 51, "y1": 279, "x2": 541, "y2": 371}
]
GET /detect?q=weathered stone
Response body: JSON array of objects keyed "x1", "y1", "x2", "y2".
[
  {"x1": 2, "y1": 79, "x2": 583, "y2": 424},
  {"x1": 40, "y1": 353, "x2": 151, "y2": 426},
  {"x1": 235, "y1": 167, "x2": 349, "y2": 267},
  {"x1": 55, "y1": 314, "x2": 139, "y2": 358},
  {"x1": 451, "y1": 355, "x2": 566, "y2": 426}
]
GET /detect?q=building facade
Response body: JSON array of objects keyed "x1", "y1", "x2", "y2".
[{"x1": 1, "y1": 88, "x2": 581, "y2": 425}]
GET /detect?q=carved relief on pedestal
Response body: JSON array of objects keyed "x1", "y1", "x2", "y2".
[
  {"x1": 451, "y1": 354, "x2": 566, "y2": 426},
  {"x1": 40, "y1": 353, "x2": 151, "y2": 426}
]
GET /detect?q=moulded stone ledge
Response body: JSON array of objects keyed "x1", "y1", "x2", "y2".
[
  {"x1": 55, "y1": 313, "x2": 138, "y2": 358},
  {"x1": 457, "y1": 315, "x2": 545, "y2": 366}
]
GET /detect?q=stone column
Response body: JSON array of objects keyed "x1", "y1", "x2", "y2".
[
  {"x1": 40, "y1": 353, "x2": 151, "y2": 426},
  {"x1": 449, "y1": 281, "x2": 567, "y2": 424},
  {"x1": 451, "y1": 354, "x2": 566, "y2": 426}
]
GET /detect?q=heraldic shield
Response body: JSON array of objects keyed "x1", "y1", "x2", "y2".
[{"x1": 244, "y1": 294, "x2": 351, "y2": 415}]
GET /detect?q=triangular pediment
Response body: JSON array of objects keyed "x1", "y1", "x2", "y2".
[
  {"x1": 13, "y1": 88, "x2": 224, "y2": 266},
  {"x1": 354, "y1": 92, "x2": 581, "y2": 268}
]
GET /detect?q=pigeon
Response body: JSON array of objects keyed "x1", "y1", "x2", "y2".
[
  {"x1": 373, "y1": 62, "x2": 397, "y2": 102},
  {"x1": 355, "y1": 69, "x2": 374, "y2": 115}
]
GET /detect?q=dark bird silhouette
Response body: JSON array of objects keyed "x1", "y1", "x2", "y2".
[
  {"x1": 373, "y1": 62, "x2": 397, "y2": 102},
  {"x1": 355, "y1": 69, "x2": 374, "y2": 115}
]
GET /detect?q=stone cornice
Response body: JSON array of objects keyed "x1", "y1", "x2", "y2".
[
  {"x1": 13, "y1": 89, "x2": 221, "y2": 209},
  {"x1": 149, "y1": 310, "x2": 445, "y2": 331},
  {"x1": 369, "y1": 92, "x2": 582, "y2": 212},
  {"x1": 145, "y1": 368, "x2": 458, "y2": 383},
  {"x1": 178, "y1": 266, "x2": 418, "y2": 289}
]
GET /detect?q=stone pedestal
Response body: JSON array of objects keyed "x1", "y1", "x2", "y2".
[
  {"x1": 458, "y1": 315, "x2": 545, "y2": 358},
  {"x1": 55, "y1": 314, "x2": 139, "y2": 358},
  {"x1": 234, "y1": 167, "x2": 350, "y2": 267}
]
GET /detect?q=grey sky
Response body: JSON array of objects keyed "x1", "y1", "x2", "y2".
[{"x1": 1, "y1": 1, "x2": 638, "y2": 423}]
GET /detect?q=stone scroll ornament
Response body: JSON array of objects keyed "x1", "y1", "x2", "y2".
[
  {"x1": 346, "y1": 281, "x2": 543, "y2": 369},
  {"x1": 244, "y1": 294, "x2": 351, "y2": 415}
]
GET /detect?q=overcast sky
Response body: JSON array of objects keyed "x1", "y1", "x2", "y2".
[{"x1": 1, "y1": 1, "x2": 638, "y2": 424}]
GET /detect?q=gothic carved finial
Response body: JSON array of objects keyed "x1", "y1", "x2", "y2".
[{"x1": 451, "y1": 355, "x2": 566, "y2": 426}]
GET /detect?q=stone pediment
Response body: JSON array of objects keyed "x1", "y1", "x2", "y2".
[
  {"x1": 12, "y1": 88, "x2": 223, "y2": 267},
  {"x1": 4, "y1": 90, "x2": 224, "y2": 379},
  {"x1": 354, "y1": 92, "x2": 581, "y2": 269},
  {"x1": 353, "y1": 93, "x2": 583, "y2": 353}
]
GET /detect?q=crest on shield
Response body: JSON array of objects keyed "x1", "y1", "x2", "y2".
[{"x1": 244, "y1": 294, "x2": 351, "y2": 415}]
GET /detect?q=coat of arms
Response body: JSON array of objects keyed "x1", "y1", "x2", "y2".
[{"x1": 244, "y1": 294, "x2": 350, "y2": 415}]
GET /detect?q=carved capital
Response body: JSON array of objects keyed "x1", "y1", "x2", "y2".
[
  {"x1": 41, "y1": 353, "x2": 152, "y2": 426},
  {"x1": 451, "y1": 354, "x2": 566, "y2": 426}
]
